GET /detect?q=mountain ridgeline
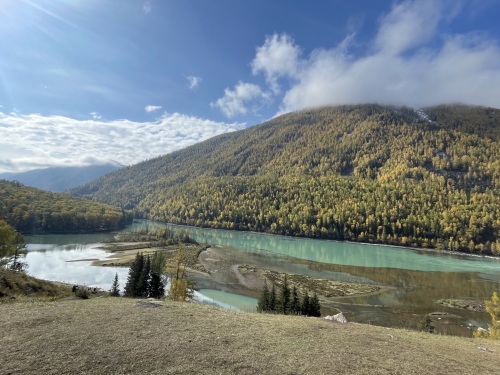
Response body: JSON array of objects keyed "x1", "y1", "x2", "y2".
[
  {"x1": 0, "y1": 180, "x2": 132, "y2": 234},
  {"x1": 70, "y1": 104, "x2": 500, "y2": 255},
  {"x1": 0, "y1": 163, "x2": 122, "y2": 193}
]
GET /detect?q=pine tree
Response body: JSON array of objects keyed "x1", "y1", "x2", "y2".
[
  {"x1": 149, "y1": 251, "x2": 166, "y2": 299},
  {"x1": 110, "y1": 272, "x2": 120, "y2": 297},
  {"x1": 279, "y1": 274, "x2": 291, "y2": 315},
  {"x1": 124, "y1": 252, "x2": 143, "y2": 297},
  {"x1": 301, "y1": 291, "x2": 310, "y2": 316},
  {"x1": 257, "y1": 281, "x2": 270, "y2": 312},
  {"x1": 290, "y1": 286, "x2": 301, "y2": 315},
  {"x1": 269, "y1": 283, "x2": 277, "y2": 312},
  {"x1": 309, "y1": 292, "x2": 321, "y2": 317},
  {"x1": 138, "y1": 255, "x2": 151, "y2": 297}
]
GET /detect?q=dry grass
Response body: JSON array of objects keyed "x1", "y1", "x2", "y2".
[
  {"x1": 1, "y1": 297, "x2": 499, "y2": 374},
  {"x1": 0, "y1": 270, "x2": 73, "y2": 301}
]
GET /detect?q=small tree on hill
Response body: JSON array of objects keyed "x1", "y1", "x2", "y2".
[
  {"x1": 149, "y1": 251, "x2": 166, "y2": 299},
  {"x1": 124, "y1": 252, "x2": 144, "y2": 297},
  {"x1": 309, "y1": 293, "x2": 321, "y2": 317},
  {"x1": 301, "y1": 291, "x2": 310, "y2": 316},
  {"x1": 110, "y1": 273, "x2": 120, "y2": 296},
  {"x1": 278, "y1": 274, "x2": 291, "y2": 315},
  {"x1": 0, "y1": 221, "x2": 26, "y2": 271},
  {"x1": 138, "y1": 255, "x2": 151, "y2": 297},
  {"x1": 269, "y1": 283, "x2": 277, "y2": 312},
  {"x1": 257, "y1": 281, "x2": 271, "y2": 312},
  {"x1": 169, "y1": 246, "x2": 189, "y2": 301},
  {"x1": 290, "y1": 286, "x2": 301, "y2": 315},
  {"x1": 475, "y1": 291, "x2": 500, "y2": 340}
]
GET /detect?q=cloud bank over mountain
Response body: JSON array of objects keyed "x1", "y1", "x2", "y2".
[
  {"x1": 0, "y1": 112, "x2": 243, "y2": 173},
  {"x1": 214, "y1": 0, "x2": 500, "y2": 117}
]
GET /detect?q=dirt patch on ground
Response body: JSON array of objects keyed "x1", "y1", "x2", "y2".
[{"x1": 436, "y1": 298, "x2": 486, "y2": 313}]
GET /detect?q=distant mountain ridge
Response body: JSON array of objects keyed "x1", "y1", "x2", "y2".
[
  {"x1": 0, "y1": 163, "x2": 123, "y2": 192},
  {"x1": 70, "y1": 104, "x2": 500, "y2": 255}
]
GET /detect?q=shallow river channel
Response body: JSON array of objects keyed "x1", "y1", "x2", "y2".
[{"x1": 25, "y1": 219, "x2": 500, "y2": 336}]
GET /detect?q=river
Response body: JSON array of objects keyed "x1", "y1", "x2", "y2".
[{"x1": 25, "y1": 219, "x2": 500, "y2": 336}]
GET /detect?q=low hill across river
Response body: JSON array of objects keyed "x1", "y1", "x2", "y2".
[{"x1": 0, "y1": 179, "x2": 132, "y2": 234}]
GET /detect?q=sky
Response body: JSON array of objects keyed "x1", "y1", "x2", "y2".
[{"x1": 1, "y1": 0, "x2": 500, "y2": 173}]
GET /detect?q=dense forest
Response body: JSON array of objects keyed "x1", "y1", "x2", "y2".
[
  {"x1": 70, "y1": 104, "x2": 500, "y2": 255},
  {"x1": 0, "y1": 180, "x2": 132, "y2": 234}
]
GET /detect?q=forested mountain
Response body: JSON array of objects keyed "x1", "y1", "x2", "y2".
[
  {"x1": 70, "y1": 104, "x2": 500, "y2": 255},
  {"x1": 0, "y1": 180, "x2": 132, "y2": 234},
  {"x1": 0, "y1": 163, "x2": 122, "y2": 192}
]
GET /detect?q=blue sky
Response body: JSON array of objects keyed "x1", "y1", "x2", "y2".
[{"x1": 1, "y1": 0, "x2": 500, "y2": 173}]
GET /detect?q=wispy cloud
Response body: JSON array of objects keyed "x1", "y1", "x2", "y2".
[
  {"x1": 90, "y1": 112, "x2": 101, "y2": 120},
  {"x1": 186, "y1": 76, "x2": 202, "y2": 89},
  {"x1": 211, "y1": 82, "x2": 270, "y2": 118},
  {"x1": 143, "y1": 1, "x2": 152, "y2": 15},
  {"x1": 225, "y1": 0, "x2": 500, "y2": 115},
  {"x1": 0, "y1": 112, "x2": 244, "y2": 173},
  {"x1": 145, "y1": 105, "x2": 162, "y2": 113},
  {"x1": 251, "y1": 33, "x2": 301, "y2": 93}
]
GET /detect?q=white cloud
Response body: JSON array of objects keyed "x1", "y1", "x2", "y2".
[
  {"x1": 90, "y1": 112, "x2": 101, "y2": 120},
  {"x1": 0, "y1": 112, "x2": 244, "y2": 173},
  {"x1": 145, "y1": 105, "x2": 162, "y2": 113},
  {"x1": 186, "y1": 76, "x2": 201, "y2": 89},
  {"x1": 238, "y1": 0, "x2": 500, "y2": 114},
  {"x1": 211, "y1": 82, "x2": 270, "y2": 118},
  {"x1": 251, "y1": 33, "x2": 301, "y2": 93},
  {"x1": 374, "y1": 0, "x2": 443, "y2": 55},
  {"x1": 143, "y1": 1, "x2": 152, "y2": 14}
]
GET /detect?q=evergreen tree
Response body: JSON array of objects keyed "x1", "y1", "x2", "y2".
[
  {"x1": 279, "y1": 274, "x2": 291, "y2": 315},
  {"x1": 124, "y1": 252, "x2": 143, "y2": 297},
  {"x1": 257, "y1": 281, "x2": 270, "y2": 312},
  {"x1": 269, "y1": 283, "x2": 277, "y2": 312},
  {"x1": 309, "y1": 293, "x2": 321, "y2": 317},
  {"x1": 149, "y1": 251, "x2": 166, "y2": 299},
  {"x1": 138, "y1": 255, "x2": 151, "y2": 297},
  {"x1": 290, "y1": 286, "x2": 301, "y2": 315},
  {"x1": 110, "y1": 272, "x2": 120, "y2": 297},
  {"x1": 301, "y1": 291, "x2": 310, "y2": 316}
]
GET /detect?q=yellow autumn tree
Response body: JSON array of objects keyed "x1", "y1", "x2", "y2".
[
  {"x1": 168, "y1": 246, "x2": 188, "y2": 301},
  {"x1": 475, "y1": 292, "x2": 500, "y2": 340}
]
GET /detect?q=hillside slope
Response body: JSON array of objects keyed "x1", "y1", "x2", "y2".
[
  {"x1": 70, "y1": 104, "x2": 500, "y2": 254},
  {"x1": 0, "y1": 180, "x2": 132, "y2": 233},
  {"x1": 1, "y1": 298, "x2": 499, "y2": 375}
]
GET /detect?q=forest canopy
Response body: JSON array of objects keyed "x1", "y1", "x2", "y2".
[
  {"x1": 70, "y1": 104, "x2": 500, "y2": 255},
  {"x1": 0, "y1": 180, "x2": 132, "y2": 234}
]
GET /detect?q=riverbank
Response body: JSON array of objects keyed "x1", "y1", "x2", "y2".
[
  {"x1": 92, "y1": 240, "x2": 389, "y2": 313},
  {"x1": 1, "y1": 297, "x2": 499, "y2": 375}
]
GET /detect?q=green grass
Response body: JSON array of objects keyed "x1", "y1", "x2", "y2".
[
  {"x1": 1, "y1": 297, "x2": 499, "y2": 374},
  {"x1": 0, "y1": 269, "x2": 72, "y2": 301}
]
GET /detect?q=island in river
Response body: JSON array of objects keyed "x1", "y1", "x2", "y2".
[{"x1": 93, "y1": 234, "x2": 387, "y2": 312}]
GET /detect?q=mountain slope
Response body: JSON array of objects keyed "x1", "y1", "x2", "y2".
[
  {"x1": 70, "y1": 104, "x2": 500, "y2": 254},
  {"x1": 0, "y1": 180, "x2": 132, "y2": 234},
  {"x1": 0, "y1": 163, "x2": 122, "y2": 192}
]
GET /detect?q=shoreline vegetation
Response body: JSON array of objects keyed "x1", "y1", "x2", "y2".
[{"x1": 92, "y1": 230, "x2": 391, "y2": 304}]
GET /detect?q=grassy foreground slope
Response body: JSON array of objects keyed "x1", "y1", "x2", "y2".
[
  {"x1": 71, "y1": 104, "x2": 500, "y2": 254},
  {"x1": 1, "y1": 298, "x2": 499, "y2": 375}
]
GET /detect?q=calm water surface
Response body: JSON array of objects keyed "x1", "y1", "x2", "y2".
[{"x1": 25, "y1": 219, "x2": 500, "y2": 335}]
